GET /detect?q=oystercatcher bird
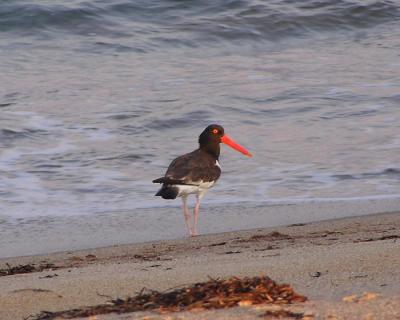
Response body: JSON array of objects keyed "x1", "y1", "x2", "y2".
[{"x1": 153, "y1": 124, "x2": 252, "y2": 236}]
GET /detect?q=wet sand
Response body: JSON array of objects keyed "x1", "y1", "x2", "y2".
[
  {"x1": 0, "y1": 211, "x2": 399, "y2": 319},
  {"x1": 2, "y1": 197, "x2": 400, "y2": 258}
]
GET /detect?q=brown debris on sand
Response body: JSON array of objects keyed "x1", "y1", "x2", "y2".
[
  {"x1": 261, "y1": 309, "x2": 305, "y2": 319},
  {"x1": 0, "y1": 263, "x2": 58, "y2": 277},
  {"x1": 33, "y1": 276, "x2": 306, "y2": 319},
  {"x1": 235, "y1": 231, "x2": 293, "y2": 243}
]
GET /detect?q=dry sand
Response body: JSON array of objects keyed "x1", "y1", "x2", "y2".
[{"x1": 1, "y1": 212, "x2": 399, "y2": 319}]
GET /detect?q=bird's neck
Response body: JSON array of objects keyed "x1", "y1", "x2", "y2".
[{"x1": 199, "y1": 143, "x2": 220, "y2": 159}]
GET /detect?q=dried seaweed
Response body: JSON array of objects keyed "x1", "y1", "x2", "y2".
[
  {"x1": 33, "y1": 276, "x2": 306, "y2": 320},
  {"x1": 235, "y1": 232, "x2": 293, "y2": 243},
  {"x1": 354, "y1": 235, "x2": 400, "y2": 243},
  {"x1": 208, "y1": 241, "x2": 227, "y2": 247},
  {"x1": 261, "y1": 309, "x2": 305, "y2": 319},
  {"x1": 0, "y1": 263, "x2": 58, "y2": 277}
]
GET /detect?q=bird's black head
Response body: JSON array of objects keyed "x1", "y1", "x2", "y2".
[
  {"x1": 198, "y1": 124, "x2": 224, "y2": 158},
  {"x1": 198, "y1": 124, "x2": 252, "y2": 159}
]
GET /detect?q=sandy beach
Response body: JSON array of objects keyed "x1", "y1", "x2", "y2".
[
  {"x1": 2, "y1": 0, "x2": 400, "y2": 319},
  {"x1": 1, "y1": 211, "x2": 399, "y2": 319}
]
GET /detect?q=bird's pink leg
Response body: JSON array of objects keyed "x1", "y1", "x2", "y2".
[
  {"x1": 181, "y1": 196, "x2": 193, "y2": 236},
  {"x1": 192, "y1": 194, "x2": 203, "y2": 237}
]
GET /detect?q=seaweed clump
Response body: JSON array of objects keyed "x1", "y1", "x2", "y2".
[
  {"x1": 0, "y1": 263, "x2": 57, "y2": 276},
  {"x1": 33, "y1": 275, "x2": 306, "y2": 319}
]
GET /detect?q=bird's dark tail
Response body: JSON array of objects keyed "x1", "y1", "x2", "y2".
[{"x1": 155, "y1": 185, "x2": 179, "y2": 199}]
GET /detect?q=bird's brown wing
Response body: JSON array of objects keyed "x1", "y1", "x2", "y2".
[{"x1": 153, "y1": 149, "x2": 221, "y2": 185}]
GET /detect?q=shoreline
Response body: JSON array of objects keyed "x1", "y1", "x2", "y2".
[
  {"x1": 2, "y1": 197, "x2": 400, "y2": 258},
  {"x1": 1, "y1": 211, "x2": 399, "y2": 319}
]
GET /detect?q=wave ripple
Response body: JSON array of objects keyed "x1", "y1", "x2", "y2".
[{"x1": 1, "y1": 0, "x2": 399, "y2": 48}]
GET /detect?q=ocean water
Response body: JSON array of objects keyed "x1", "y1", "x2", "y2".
[{"x1": 1, "y1": 0, "x2": 400, "y2": 220}]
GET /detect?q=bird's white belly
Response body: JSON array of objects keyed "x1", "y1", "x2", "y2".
[{"x1": 176, "y1": 180, "x2": 215, "y2": 197}]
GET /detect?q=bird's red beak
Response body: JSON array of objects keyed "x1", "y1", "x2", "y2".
[{"x1": 221, "y1": 134, "x2": 252, "y2": 157}]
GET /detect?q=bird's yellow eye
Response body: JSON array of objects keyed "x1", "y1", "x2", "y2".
[{"x1": 212, "y1": 129, "x2": 218, "y2": 134}]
